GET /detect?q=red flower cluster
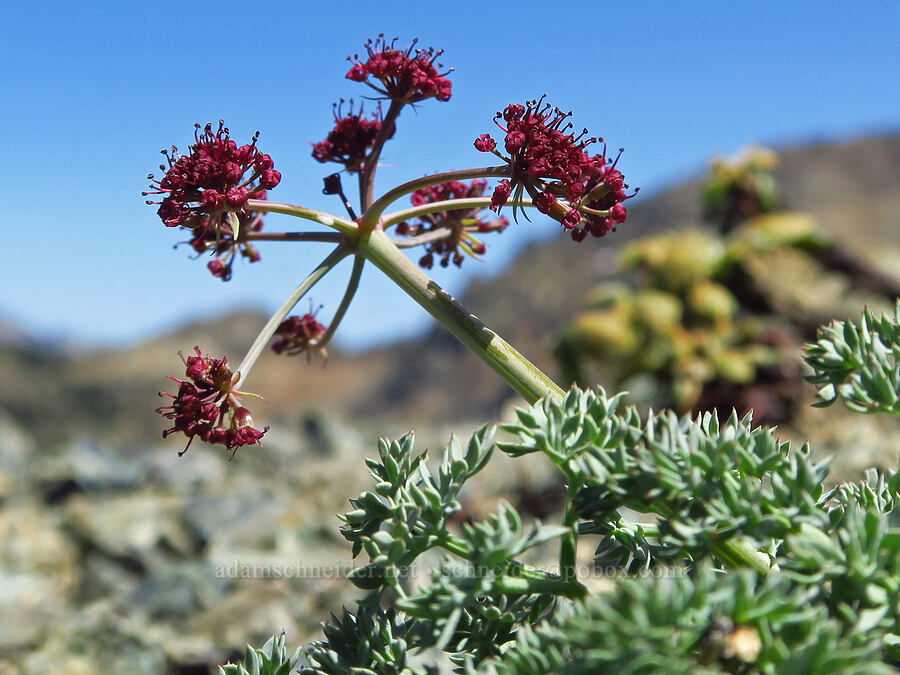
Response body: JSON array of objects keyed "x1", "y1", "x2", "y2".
[
  {"x1": 475, "y1": 99, "x2": 636, "y2": 241},
  {"x1": 189, "y1": 196, "x2": 266, "y2": 281},
  {"x1": 271, "y1": 313, "x2": 328, "y2": 361},
  {"x1": 312, "y1": 101, "x2": 393, "y2": 173},
  {"x1": 346, "y1": 35, "x2": 452, "y2": 103},
  {"x1": 145, "y1": 121, "x2": 281, "y2": 250},
  {"x1": 395, "y1": 180, "x2": 509, "y2": 269},
  {"x1": 157, "y1": 348, "x2": 268, "y2": 458}
]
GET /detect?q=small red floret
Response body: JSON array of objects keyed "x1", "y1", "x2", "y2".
[
  {"x1": 345, "y1": 35, "x2": 452, "y2": 103},
  {"x1": 312, "y1": 100, "x2": 393, "y2": 173},
  {"x1": 475, "y1": 98, "x2": 638, "y2": 240},
  {"x1": 271, "y1": 314, "x2": 328, "y2": 362},
  {"x1": 474, "y1": 134, "x2": 496, "y2": 152},
  {"x1": 157, "y1": 347, "x2": 268, "y2": 459}
]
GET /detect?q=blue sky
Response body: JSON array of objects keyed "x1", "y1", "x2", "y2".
[{"x1": 1, "y1": 1, "x2": 898, "y2": 351}]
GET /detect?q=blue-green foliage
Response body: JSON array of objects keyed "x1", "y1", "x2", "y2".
[
  {"x1": 219, "y1": 632, "x2": 302, "y2": 675},
  {"x1": 805, "y1": 302, "x2": 900, "y2": 413},
  {"x1": 300, "y1": 608, "x2": 432, "y2": 675},
  {"x1": 502, "y1": 388, "x2": 828, "y2": 571},
  {"x1": 225, "y1": 379, "x2": 900, "y2": 672},
  {"x1": 479, "y1": 567, "x2": 891, "y2": 675}
]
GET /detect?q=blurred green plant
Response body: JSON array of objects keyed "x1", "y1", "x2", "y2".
[
  {"x1": 557, "y1": 147, "x2": 840, "y2": 417},
  {"x1": 703, "y1": 146, "x2": 780, "y2": 232}
]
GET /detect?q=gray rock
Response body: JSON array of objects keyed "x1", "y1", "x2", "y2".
[
  {"x1": 37, "y1": 442, "x2": 148, "y2": 504},
  {"x1": 147, "y1": 443, "x2": 227, "y2": 490},
  {"x1": 65, "y1": 492, "x2": 200, "y2": 564},
  {"x1": 22, "y1": 599, "x2": 168, "y2": 675},
  {"x1": 131, "y1": 560, "x2": 230, "y2": 620},
  {"x1": 0, "y1": 408, "x2": 34, "y2": 473},
  {"x1": 0, "y1": 501, "x2": 78, "y2": 649},
  {"x1": 0, "y1": 571, "x2": 60, "y2": 650},
  {"x1": 181, "y1": 490, "x2": 284, "y2": 553}
]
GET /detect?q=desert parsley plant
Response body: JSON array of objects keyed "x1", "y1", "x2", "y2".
[
  {"x1": 148, "y1": 35, "x2": 634, "y2": 459},
  {"x1": 144, "y1": 36, "x2": 900, "y2": 673}
]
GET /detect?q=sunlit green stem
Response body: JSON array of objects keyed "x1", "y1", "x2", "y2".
[
  {"x1": 654, "y1": 503, "x2": 770, "y2": 575},
  {"x1": 243, "y1": 195, "x2": 561, "y2": 404},
  {"x1": 492, "y1": 575, "x2": 586, "y2": 599},
  {"x1": 381, "y1": 196, "x2": 533, "y2": 230},
  {"x1": 392, "y1": 227, "x2": 454, "y2": 248},
  {"x1": 235, "y1": 244, "x2": 351, "y2": 388},
  {"x1": 560, "y1": 484, "x2": 580, "y2": 583},
  {"x1": 316, "y1": 254, "x2": 365, "y2": 349},
  {"x1": 245, "y1": 200, "x2": 357, "y2": 237},
  {"x1": 363, "y1": 166, "x2": 511, "y2": 229},
  {"x1": 245, "y1": 231, "x2": 345, "y2": 243},
  {"x1": 436, "y1": 534, "x2": 586, "y2": 599},
  {"x1": 360, "y1": 99, "x2": 406, "y2": 211},
  {"x1": 358, "y1": 229, "x2": 564, "y2": 405}
]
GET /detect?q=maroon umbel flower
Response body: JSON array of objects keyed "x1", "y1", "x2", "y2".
[
  {"x1": 145, "y1": 121, "x2": 281, "y2": 277},
  {"x1": 271, "y1": 313, "x2": 328, "y2": 362},
  {"x1": 475, "y1": 99, "x2": 637, "y2": 241},
  {"x1": 394, "y1": 180, "x2": 509, "y2": 269},
  {"x1": 312, "y1": 101, "x2": 394, "y2": 173},
  {"x1": 157, "y1": 347, "x2": 268, "y2": 458},
  {"x1": 346, "y1": 35, "x2": 452, "y2": 103}
]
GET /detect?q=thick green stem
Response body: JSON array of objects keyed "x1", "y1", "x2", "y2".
[
  {"x1": 560, "y1": 484, "x2": 580, "y2": 583},
  {"x1": 243, "y1": 197, "x2": 561, "y2": 405},
  {"x1": 363, "y1": 166, "x2": 511, "y2": 229},
  {"x1": 358, "y1": 228, "x2": 564, "y2": 405},
  {"x1": 492, "y1": 575, "x2": 586, "y2": 599},
  {"x1": 234, "y1": 244, "x2": 351, "y2": 387},
  {"x1": 360, "y1": 99, "x2": 406, "y2": 211},
  {"x1": 654, "y1": 503, "x2": 771, "y2": 576},
  {"x1": 437, "y1": 534, "x2": 586, "y2": 599}
]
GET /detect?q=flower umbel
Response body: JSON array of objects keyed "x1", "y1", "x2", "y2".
[
  {"x1": 144, "y1": 121, "x2": 281, "y2": 249},
  {"x1": 271, "y1": 313, "x2": 328, "y2": 362},
  {"x1": 157, "y1": 347, "x2": 268, "y2": 458},
  {"x1": 346, "y1": 35, "x2": 452, "y2": 103},
  {"x1": 312, "y1": 100, "x2": 393, "y2": 173},
  {"x1": 475, "y1": 98, "x2": 636, "y2": 241},
  {"x1": 395, "y1": 180, "x2": 509, "y2": 269}
]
